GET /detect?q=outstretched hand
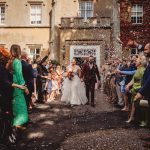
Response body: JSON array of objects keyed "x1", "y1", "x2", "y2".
[
  {"x1": 127, "y1": 39, "x2": 134, "y2": 46},
  {"x1": 127, "y1": 39, "x2": 139, "y2": 47}
]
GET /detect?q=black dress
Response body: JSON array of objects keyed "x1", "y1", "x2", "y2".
[{"x1": 0, "y1": 64, "x2": 13, "y2": 115}]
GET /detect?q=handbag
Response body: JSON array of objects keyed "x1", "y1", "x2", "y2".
[{"x1": 139, "y1": 100, "x2": 149, "y2": 108}]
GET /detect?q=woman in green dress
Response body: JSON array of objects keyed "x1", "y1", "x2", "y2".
[
  {"x1": 119, "y1": 55, "x2": 147, "y2": 123},
  {"x1": 10, "y1": 44, "x2": 28, "y2": 129}
]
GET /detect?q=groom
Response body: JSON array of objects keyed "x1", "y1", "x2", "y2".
[{"x1": 81, "y1": 56, "x2": 101, "y2": 107}]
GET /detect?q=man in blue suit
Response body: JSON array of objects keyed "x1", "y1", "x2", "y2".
[
  {"x1": 136, "y1": 43, "x2": 150, "y2": 101},
  {"x1": 133, "y1": 43, "x2": 150, "y2": 147}
]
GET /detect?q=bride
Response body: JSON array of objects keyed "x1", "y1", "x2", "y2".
[{"x1": 61, "y1": 58, "x2": 87, "y2": 106}]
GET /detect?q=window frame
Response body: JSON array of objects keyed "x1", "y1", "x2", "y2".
[
  {"x1": 28, "y1": 45, "x2": 41, "y2": 59},
  {"x1": 30, "y1": 4, "x2": 42, "y2": 25},
  {"x1": 131, "y1": 48, "x2": 138, "y2": 55},
  {"x1": 131, "y1": 4, "x2": 143, "y2": 24},
  {"x1": 0, "y1": 4, "x2": 5, "y2": 25},
  {"x1": 0, "y1": 44, "x2": 5, "y2": 48},
  {"x1": 79, "y1": 1, "x2": 94, "y2": 20}
]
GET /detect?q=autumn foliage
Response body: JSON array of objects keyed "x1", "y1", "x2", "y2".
[{"x1": 120, "y1": 0, "x2": 150, "y2": 47}]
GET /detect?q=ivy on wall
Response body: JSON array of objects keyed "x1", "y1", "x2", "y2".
[{"x1": 120, "y1": 0, "x2": 150, "y2": 47}]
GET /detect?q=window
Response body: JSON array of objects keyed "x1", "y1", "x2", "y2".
[
  {"x1": 131, "y1": 5, "x2": 143, "y2": 24},
  {"x1": 131, "y1": 48, "x2": 138, "y2": 55},
  {"x1": 79, "y1": 1, "x2": 93, "y2": 19},
  {"x1": 30, "y1": 4, "x2": 42, "y2": 24},
  {"x1": 29, "y1": 46, "x2": 41, "y2": 59},
  {"x1": 0, "y1": 5, "x2": 5, "y2": 24},
  {"x1": 0, "y1": 44, "x2": 5, "y2": 48}
]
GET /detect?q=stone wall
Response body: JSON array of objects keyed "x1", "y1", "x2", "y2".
[
  {"x1": 50, "y1": 0, "x2": 114, "y2": 65},
  {"x1": 60, "y1": 27, "x2": 111, "y2": 66},
  {"x1": 0, "y1": 0, "x2": 51, "y2": 58},
  {"x1": 0, "y1": 0, "x2": 51, "y2": 27},
  {"x1": 0, "y1": 28, "x2": 50, "y2": 57}
]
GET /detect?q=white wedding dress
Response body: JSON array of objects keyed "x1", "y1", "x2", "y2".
[{"x1": 61, "y1": 65, "x2": 87, "y2": 105}]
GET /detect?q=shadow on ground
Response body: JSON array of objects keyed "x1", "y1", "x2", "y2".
[{"x1": 8, "y1": 101, "x2": 148, "y2": 150}]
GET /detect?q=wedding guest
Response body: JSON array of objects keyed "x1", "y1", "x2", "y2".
[
  {"x1": 0, "y1": 48, "x2": 26, "y2": 116},
  {"x1": 56, "y1": 65, "x2": 64, "y2": 93},
  {"x1": 51, "y1": 67, "x2": 59, "y2": 100},
  {"x1": 133, "y1": 43, "x2": 150, "y2": 148},
  {"x1": 10, "y1": 44, "x2": 29, "y2": 130},
  {"x1": 118, "y1": 55, "x2": 147, "y2": 123},
  {"x1": 21, "y1": 51, "x2": 35, "y2": 110}
]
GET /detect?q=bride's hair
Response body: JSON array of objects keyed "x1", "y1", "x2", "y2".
[{"x1": 72, "y1": 58, "x2": 76, "y2": 62}]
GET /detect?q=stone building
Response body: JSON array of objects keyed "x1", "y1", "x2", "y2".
[
  {"x1": 0, "y1": 0, "x2": 51, "y2": 59},
  {"x1": 0, "y1": 0, "x2": 121, "y2": 65},
  {"x1": 120, "y1": 0, "x2": 150, "y2": 57},
  {"x1": 50, "y1": 0, "x2": 120, "y2": 66}
]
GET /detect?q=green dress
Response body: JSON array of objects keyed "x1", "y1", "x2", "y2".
[
  {"x1": 131, "y1": 66, "x2": 147, "y2": 125},
  {"x1": 131, "y1": 66, "x2": 145, "y2": 100},
  {"x1": 12, "y1": 58, "x2": 28, "y2": 126}
]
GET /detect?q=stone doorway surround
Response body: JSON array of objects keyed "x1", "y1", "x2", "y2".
[
  {"x1": 70, "y1": 45, "x2": 100, "y2": 67},
  {"x1": 61, "y1": 40, "x2": 104, "y2": 67}
]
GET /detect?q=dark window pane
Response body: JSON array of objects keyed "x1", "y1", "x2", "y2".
[
  {"x1": 36, "y1": 48, "x2": 40, "y2": 54},
  {"x1": 131, "y1": 49, "x2": 137, "y2": 55}
]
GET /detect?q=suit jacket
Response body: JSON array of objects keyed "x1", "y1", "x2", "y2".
[
  {"x1": 139, "y1": 62, "x2": 150, "y2": 99},
  {"x1": 36, "y1": 55, "x2": 49, "y2": 80},
  {"x1": 81, "y1": 63, "x2": 100, "y2": 84},
  {"x1": 21, "y1": 60, "x2": 35, "y2": 91},
  {"x1": 0, "y1": 64, "x2": 13, "y2": 96},
  {"x1": 0, "y1": 64, "x2": 13, "y2": 113}
]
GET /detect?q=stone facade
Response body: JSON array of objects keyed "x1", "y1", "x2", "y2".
[
  {"x1": 50, "y1": 0, "x2": 118, "y2": 66},
  {"x1": 0, "y1": 0, "x2": 51, "y2": 59},
  {"x1": 59, "y1": 18, "x2": 111, "y2": 66},
  {"x1": 0, "y1": 0, "x2": 122, "y2": 65}
]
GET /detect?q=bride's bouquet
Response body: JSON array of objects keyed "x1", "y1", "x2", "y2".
[{"x1": 67, "y1": 68, "x2": 74, "y2": 80}]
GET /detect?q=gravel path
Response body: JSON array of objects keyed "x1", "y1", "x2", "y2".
[{"x1": 9, "y1": 91, "x2": 150, "y2": 150}]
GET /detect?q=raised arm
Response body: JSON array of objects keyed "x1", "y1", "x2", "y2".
[{"x1": 119, "y1": 70, "x2": 136, "y2": 75}]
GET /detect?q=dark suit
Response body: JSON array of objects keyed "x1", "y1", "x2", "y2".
[
  {"x1": 0, "y1": 64, "x2": 13, "y2": 115},
  {"x1": 36, "y1": 56, "x2": 49, "y2": 103},
  {"x1": 139, "y1": 62, "x2": 150, "y2": 124},
  {"x1": 21, "y1": 60, "x2": 35, "y2": 108},
  {"x1": 0, "y1": 64, "x2": 14, "y2": 143},
  {"x1": 139, "y1": 62, "x2": 150, "y2": 100},
  {"x1": 81, "y1": 63, "x2": 100, "y2": 105}
]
